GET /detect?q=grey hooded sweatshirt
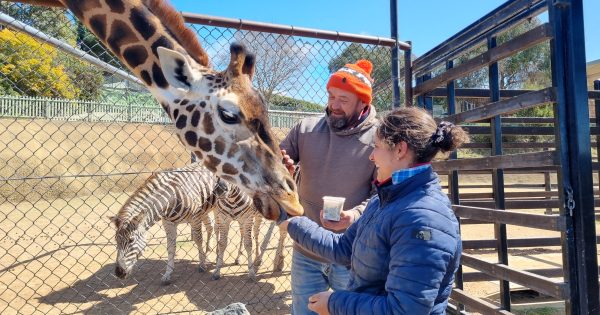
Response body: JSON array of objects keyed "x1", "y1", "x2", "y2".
[{"x1": 280, "y1": 107, "x2": 378, "y2": 262}]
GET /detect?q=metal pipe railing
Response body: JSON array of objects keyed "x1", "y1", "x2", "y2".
[
  {"x1": 183, "y1": 12, "x2": 409, "y2": 49},
  {"x1": 2, "y1": 0, "x2": 411, "y2": 50}
]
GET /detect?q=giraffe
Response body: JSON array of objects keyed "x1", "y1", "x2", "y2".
[{"x1": 40, "y1": 0, "x2": 303, "y2": 220}]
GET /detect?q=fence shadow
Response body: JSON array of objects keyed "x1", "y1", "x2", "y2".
[{"x1": 38, "y1": 259, "x2": 291, "y2": 314}]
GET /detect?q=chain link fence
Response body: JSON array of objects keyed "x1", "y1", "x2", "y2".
[{"x1": 0, "y1": 2, "x2": 399, "y2": 314}]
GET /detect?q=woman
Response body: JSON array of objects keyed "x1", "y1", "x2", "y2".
[{"x1": 281, "y1": 107, "x2": 469, "y2": 315}]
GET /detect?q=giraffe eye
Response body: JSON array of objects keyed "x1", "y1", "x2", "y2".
[{"x1": 217, "y1": 105, "x2": 241, "y2": 124}]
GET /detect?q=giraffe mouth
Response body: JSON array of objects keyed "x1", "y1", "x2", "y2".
[
  {"x1": 271, "y1": 192, "x2": 304, "y2": 218},
  {"x1": 255, "y1": 192, "x2": 303, "y2": 220}
]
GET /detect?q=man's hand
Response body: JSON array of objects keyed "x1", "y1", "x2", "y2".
[
  {"x1": 280, "y1": 149, "x2": 295, "y2": 176},
  {"x1": 320, "y1": 209, "x2": 355, "y2": 232},
  {"x1": 308, "y1": 291, "x2": 332, "y2": 315}
]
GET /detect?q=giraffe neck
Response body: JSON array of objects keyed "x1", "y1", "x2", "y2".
[{"x1": 59, "y1": 0, "x2": 208, "y2": 93}]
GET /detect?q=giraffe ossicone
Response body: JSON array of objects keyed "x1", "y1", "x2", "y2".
[{"x1": 53, "y1": 0, "x2": 303, "y2": 220}]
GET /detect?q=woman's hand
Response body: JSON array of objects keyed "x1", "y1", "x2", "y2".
[
  {"x1": 320, "y1": 209, "x2": 355, "y2": 232},
  {"x1": 308, "y1": 291, "x2": 332, "y2": 315},
  {"x1": 278, "y1": 219, "x2": 290, "y2": 233}
]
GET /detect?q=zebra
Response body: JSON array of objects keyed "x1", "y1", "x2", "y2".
[
  {"x1": 110, "y1": 162, "x2": 223, "y2": 284},
  {"x1": 211, "y1": 182, "x2": 259, "y2": 280},
  {"x1": 212, "y1": 184, "x2": 288, "y2": 281}
]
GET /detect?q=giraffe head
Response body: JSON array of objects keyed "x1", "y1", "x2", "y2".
[
  {"x1": 56, "y1": 0, "x2": 303, "y2": 221},
  {"x1": 156, "y1": 43, "x2": 302, "y2": 221}
]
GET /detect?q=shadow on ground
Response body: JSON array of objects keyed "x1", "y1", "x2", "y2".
[{"x1": 38, "y1": 259, "x2": 291, "y2": 314}]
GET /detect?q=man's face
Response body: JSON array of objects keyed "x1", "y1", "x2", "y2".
[{"x1": 327, "y1": 87, "x2": 365, "y2": 130}]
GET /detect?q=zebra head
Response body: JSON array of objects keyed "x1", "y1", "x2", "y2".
[{"x1": 110, "y1": 215, "x2": 148, "y2": 279}]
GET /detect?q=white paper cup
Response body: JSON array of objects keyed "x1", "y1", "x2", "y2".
[{"x1": 322, "y1": 196, "x2": 345, "y2": 221}]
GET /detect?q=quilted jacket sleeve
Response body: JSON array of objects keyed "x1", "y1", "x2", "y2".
[
  {"x1": 328, "y1": 206, "x2": 460, "y2": 315},
  {"x1": 287, "y1": 216, "x2": 357, "y2": 266}
]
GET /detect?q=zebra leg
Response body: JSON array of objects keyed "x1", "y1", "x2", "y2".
[
  {"x1": 235, "y1": 234, "x2": 243, "y2": 265},
  {"x1": 273, "y1": 225, "x2": 287, "y2": 272},
  {"x1": 162, "y1": 220, "x2": 177, "y2": 285},
  {"x1": 203, "y1": 211, "x2": 214, "y2": 254},
  {"x1": 252, "y1": 214, "x2": 263, "y2": 267},
  {"x1": 240, "y1": 216, "x2": 256, "y2": 281},
  {"x1": 255, "y1": 220, "x2": 276, "y2": 271},
  {"x1": 212, "y1": 214, "x2": 230, "y2": 280},
  {"x1": 191, "y1": 224, "x2": 207, "y2": 273}
]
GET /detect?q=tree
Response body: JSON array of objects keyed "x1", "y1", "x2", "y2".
[
  {"x1": 269, "y1": 94, "x2": 323, "y2": 112},
  {"x1": 453, "y1": 17, "x2": 552, "y2": 116},
  {"x1": 0, "y1": 2, "x2": 76, "y2": 45},
  {"x1": 242, "y1": 32, "x2": 312, "y2": 106},
  {"x1": 213, "y1": 31, "x2": 313, "y2": 107},
  {"x1": 0, "y1": 3, "x2": 105, "y2": 100},
  {"x1": 76, "y1": 21, "x2": 123, "y2": 69},
  {"x1": 60, "y1": 54, "x2": 105, "y2": 100},
  {"x1": 0, "y1": 29, "x2": 77, "y2": 98}
]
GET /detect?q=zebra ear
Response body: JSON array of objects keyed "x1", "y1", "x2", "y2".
[{"x1": 108, "y1": 216, "x2": 121, "y2": 228}]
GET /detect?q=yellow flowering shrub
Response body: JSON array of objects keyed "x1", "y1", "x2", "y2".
[{"x1": 0, "y1": 29, "x2": 80, "y2": 98}]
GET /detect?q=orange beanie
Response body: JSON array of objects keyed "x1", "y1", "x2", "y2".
[{"x1": 326, "y1": 59, "x2": 374, "y2": 105}]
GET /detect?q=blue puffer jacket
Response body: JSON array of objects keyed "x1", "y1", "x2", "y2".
[{"x1": 287, "y1": 168, "x2": 461, "y2": 315}]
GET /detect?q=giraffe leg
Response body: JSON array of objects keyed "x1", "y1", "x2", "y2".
[
  {"x1": 241, "y1": 216, "x2": 256, "y2": 281},
  {"x1": 162, "y1": 220, "x2": 177, "y2": 285},
  {"x1": 191, "y1": 224, "x2": 207, "y2": 273},
  {"x1": 212, "y1": 214, "x2": 230, "y2": 280},
  {"x1": 252, "y1": 214, "x2": 263, "y2": 267},
  {"x1": 273, "y1": 225, "x2": 287, "y2": 272}
]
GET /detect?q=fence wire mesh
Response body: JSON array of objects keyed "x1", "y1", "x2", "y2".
[{"x1": 0, "y1": 2, "x2": 399, "y2": 314}]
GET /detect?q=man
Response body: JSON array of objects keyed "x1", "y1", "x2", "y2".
[{"x1": 280, "y1": 60, "x2": 379, "y2": 315}]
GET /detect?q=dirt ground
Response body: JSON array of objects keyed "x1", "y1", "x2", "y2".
[
  {"x1": 1, "y1": 117, "x2": 598, "y2": 314},
  {"x1": 0, "y1": 192, "x2": 295, "y2": 314},
  {"x1": 2, "y1": 184, "x2": 593, "y2": 314}
]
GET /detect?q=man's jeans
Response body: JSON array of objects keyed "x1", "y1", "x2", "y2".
[{"x1": 291, "y1": 249, "x2": 350, "y2": 315}]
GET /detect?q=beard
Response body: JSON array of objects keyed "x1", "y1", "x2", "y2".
[{"x1": 327, "y1": 108, "x2": 362, "y2": 131}]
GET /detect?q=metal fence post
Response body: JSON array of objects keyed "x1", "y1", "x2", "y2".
[
  {"x1": 404, "y1": 41, "x2": 413, "y2": 107},
  {"x1": 596, "y1": 80, "x2": 600, "y2": 201},
  {"x1": 446, "y1": 59, "x2": 464, "y2": 312},
  {"x1": 390, "y1": 0, "x2": 401, "y2": 108},
  {"x1": 423, "y1": 73, "x2": 432, "y2": 112},
  {"x1": 549, "y1": 0, "x2": 599, "y2": 313},
  {"x1": 488, "y1": 35, "x2": 511, "y2": 311}
]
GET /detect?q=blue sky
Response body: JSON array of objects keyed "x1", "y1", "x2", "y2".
[{"x1": 171, "y1": 0, "x2": 599, "y2": 62}]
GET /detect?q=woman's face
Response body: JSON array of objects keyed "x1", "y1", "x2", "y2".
[{"x1": 369, "y1": 136, "x2": 400, "y2": 181}]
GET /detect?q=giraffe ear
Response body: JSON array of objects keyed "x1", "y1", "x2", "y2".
[
  {"x1": 228, "y1": 43, "x2": 247, "y2": 77},
  {"x1": 157, "y1": 47, "x2": 199, "y2": 91},
  {"x1": 242, "y1": 53, "x2": 256, "y2": 80}
]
